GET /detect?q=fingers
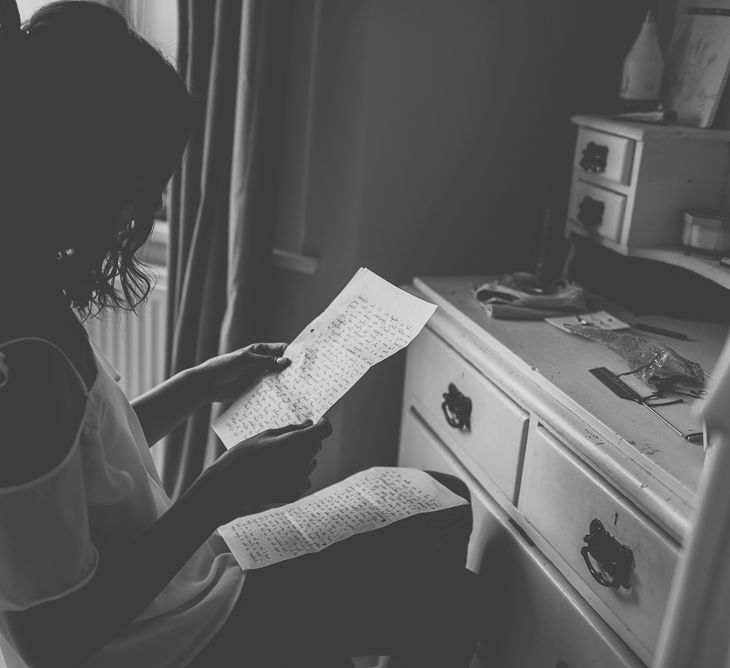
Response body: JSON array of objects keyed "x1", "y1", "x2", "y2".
[
  {"x1": 247, "y1": 343, "x2": 289, "y2": 368},
  {"x1": 268, "y1": 421, "x2": 328, "y2": 465},
  {"x1": 227, "y1": 343, "x2": 290, "y2": 374},
  {"x1": 290, "y1": 436, "x2": 323, "y2": 462},
  {"x1": 249, "y1": 342, "x2": 288, "y2": 357},
  {"x1": 291, "y1": 459, "x2": 318, "y2": 500},
  {"x1": 305, "y1": 458, "x2": 318, "y2": 476},
  {"x1": 243, "y1": 351, "x2": 290, "y2": 372},
  {"x1": 266, "y1": 416, "x2": 331, "y2": 440},
  {"x1": 315, "y1": 415, "x2": 333, "y2": 438},
  {"x1": 264, "y1": 419, "x2": 314, "y2": 437}
]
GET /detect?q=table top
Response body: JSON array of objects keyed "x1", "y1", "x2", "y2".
[{"x1": 413, "y1": 275, "x2": 729, "y2": 539}]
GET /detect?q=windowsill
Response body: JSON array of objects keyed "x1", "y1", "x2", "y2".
[
  {"x1": 272, "y1": 248, "x2": 319, "y2": 274},
  {"x1": 139, "y1": 220, "x2": 169, "y2": 268},
  {"x1": 140, "y1": 224, "x2": 320, "y2": 277}
]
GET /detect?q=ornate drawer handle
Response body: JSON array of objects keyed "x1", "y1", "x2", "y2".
[
  {"x1": 441, "y1": 382, "x2": 472, "y2": 431},
  {"x1": 579, "y1": 141, "x2": 608, "y2": 174},
  {"x1": 576, "y1": 196, "x2": 605, "y2": 228},
  {"x1": 581, "y1": 518, "x2": 634, "y2": 590}
]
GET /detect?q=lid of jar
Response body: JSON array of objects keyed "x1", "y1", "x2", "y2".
[{"x1": 684, "y1": 210, "x2": 730, "y2": 229}]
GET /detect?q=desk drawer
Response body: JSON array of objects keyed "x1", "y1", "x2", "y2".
[
  {"x1": 568, "y1": 180, "x2": 627, "y2": 242},
  {"x1": 519, "y1": 424, "x2": 678, "y2": 661},
  {"x1": 404, "y1": 328, "x2": 529, "y2": 503},
  {"x1": 399, "y1": 411, "x2": 641, "y2": 668},
  {"x1": 574, "y1": 127, "x2": 635, "y2": 185}
]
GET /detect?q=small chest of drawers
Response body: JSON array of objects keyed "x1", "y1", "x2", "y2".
[
  {"x1": 567, "y1": 115, "x2": 730, "y2": 249},
  {"x1": 398, "y1": 276, "x2": 726, "y2": 668}
]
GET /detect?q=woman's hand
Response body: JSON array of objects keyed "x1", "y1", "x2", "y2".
[
  {"x1": 197, "y1": 417, "x2": 332, "y2": 525},
  {"x1": 195, "y1": 342, "x2": 291, "y2": 405}
]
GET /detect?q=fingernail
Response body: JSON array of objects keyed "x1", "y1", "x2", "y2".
[{"x1": 276, "y1": 357, "x2": 290, "y2": 365}]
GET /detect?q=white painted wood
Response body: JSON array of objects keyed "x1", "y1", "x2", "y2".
[
  {"x1": 568, "y1": 179, "x2": 627, "y2": 243},
  {"x1": 655, "y1": 336, "x2": 730, "y2": 668},
  {"x1": 654, "y1": 436, "x2": 730, "y2": 668},
  {"x1": 398, "y1": 276, "x2": 730, "y2": 666},
  {"x1": 398, "y1": 410, "x2": 642, "y2": 668},
  {"x1": 418, "y1": 304, "x2": 692, "y2": 542},
  {"x1": 571, "y1": 115, "x2": 730, "y2": 142},
  {"x1": 574, "y1": 126, "x2": 636, "y2": 185},
  {"x1": 412, "y1": 276, "x2": 728, "y2": 540},
  {"x1": 519, "y1": 423, "x2": 678, "y2": 663},
  {"x1": 567, "y1": 116, "x2": 730, "y2": 255},
  {"x1": 567, "y1": 223, "x2": 730, "y2": 290},
  {"x1": 271, "y1": 248, "x2": 320, "y2": 274},
  {"x1": 404, "y1": 327, "x2": 529, "y2": 503},
  {"x1": 626, "y1": 138, "x2": 730, "y2": 248}
]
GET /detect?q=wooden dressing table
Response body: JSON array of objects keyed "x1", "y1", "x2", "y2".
[{"x1": 397, "y1": 275, "x2": 728, "y2": 667}]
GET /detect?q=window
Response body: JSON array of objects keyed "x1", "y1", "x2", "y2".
[
  {"x1": 128, "y1": 0, "x2": 177, "y2": 65},
  {"x1": 18, "y1": 0, "x2": 177, "y2": 64},
  {"x1": 17, "y1": 0, "x2": 177, "y2": 270},
  {"x1": 16, "y1": 0, "x2": 45, "y2": 22}
]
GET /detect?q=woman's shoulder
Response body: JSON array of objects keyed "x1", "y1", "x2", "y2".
[{"x1": 0, "y1": 335, "x2": 89, "y2": 487}]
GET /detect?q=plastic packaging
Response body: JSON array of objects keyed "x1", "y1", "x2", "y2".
[
  {"x1": 473, "y1": 273, "x2": 586, "y2": 312},
  {"x1": 565, "y1": 324, "x2": 705, "y2": 389}
]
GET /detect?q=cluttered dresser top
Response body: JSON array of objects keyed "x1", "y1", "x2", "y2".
[{"x1": 413, "y1": 275, "x2": 729, "y2": 541}]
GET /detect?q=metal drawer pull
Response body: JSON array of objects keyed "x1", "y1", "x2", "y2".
[
  {"x1": 577, "y1": 196, "x2": 605, "y2": 228},
  {"x1": 441, "y1": 382, "x2": 472, "y2": 431},
  {"x1": 581, "y1": 518, "x2": 634, "y2": 590},
  {"x1": 579, "y1": 141, "x2": 608, "y2": 173}
]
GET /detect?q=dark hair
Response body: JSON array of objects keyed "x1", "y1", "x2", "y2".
[{"x1": 0, "y1": 0, "x2": 193, "y2": 313}]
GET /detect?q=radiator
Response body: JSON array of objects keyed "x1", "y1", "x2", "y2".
[{"x1": 85, "y1": 268, "x2": 168, "y2": 400}]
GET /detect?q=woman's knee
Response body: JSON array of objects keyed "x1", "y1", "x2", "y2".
[{"x1": 424, "y1": 470, "x2": 471, "y2": 505}]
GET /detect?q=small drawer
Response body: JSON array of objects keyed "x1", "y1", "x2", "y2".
[
  {"x1": 574, "y1": 127, "x2": 635, "y2": 185},
  {"x1": 404, "y1": 328, "x2": 528, "y2": 503},
  {"x1": 519, "y1": 424, "x2": 678, "y2": 661},
  {"x1": 399, "y1": 412, "x2": 641, "y2": 668},
  {"x1": 568, "y1": 180, "x2": 626, "y2": 242}
]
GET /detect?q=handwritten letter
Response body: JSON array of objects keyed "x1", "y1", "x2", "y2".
[
  {"x1": 218, "y1": 467, "x2": 468, "y2": 570},
  {"x1": 213, "y1": 268, "x2": 437, "y2": 448}
]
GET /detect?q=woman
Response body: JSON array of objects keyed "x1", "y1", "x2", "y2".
[{"x1": 0, "y1": 2, "x2": 481, "y2": 666}]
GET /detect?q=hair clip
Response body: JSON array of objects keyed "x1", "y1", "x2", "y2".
[{"x1": 0, "y1": 351, "x2": 8, "y2": 389}]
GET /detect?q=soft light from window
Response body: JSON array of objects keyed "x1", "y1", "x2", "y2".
[
  {"x1": 17, "y1": 0, "x2": 178, "y2": 64},
  {"x1": 17, "y1": 0, "x2": 46, "y2": 21}
]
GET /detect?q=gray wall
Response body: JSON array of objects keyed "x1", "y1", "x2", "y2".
[{"x1": 269, "y1": 0, "x2": 668, "y2": 489}]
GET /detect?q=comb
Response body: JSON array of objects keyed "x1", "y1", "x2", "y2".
[
  {"x1": 589, "y1": 367, "x2": 643, "y2": 402},
  {"x1": 588, "y1": 367, "x2": 701, "y2": 442}
]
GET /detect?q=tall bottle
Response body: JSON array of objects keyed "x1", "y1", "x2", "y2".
[{"x1": 620, "y1": 10, "x2": 664, "y2": 111}]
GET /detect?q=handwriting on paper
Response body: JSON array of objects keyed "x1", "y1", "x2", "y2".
[
  {"x1": 218, "y1": 467, "x2": 468, "y2": 570},
  {"x1": 213, "y1": 268, "x2": 436, "y2": 448}
]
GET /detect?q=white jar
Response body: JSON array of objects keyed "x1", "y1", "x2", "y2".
[{"x1": 620, "y1": 11, "x2": 664, "y2": 102}]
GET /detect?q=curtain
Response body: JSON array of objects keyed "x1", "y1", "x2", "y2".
[
  {"x1": 160, "y1": 0, "x2": 292, "y2": 499},
  {"x1": 102, "y1": 0, "x2": 130, "y2": 16}
]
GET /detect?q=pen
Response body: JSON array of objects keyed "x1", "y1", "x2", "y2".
[
  {"x1": 633, "y1": 322, "x2": 689, "y2": 340},
  {"x1": 612, "y1": 110, "x2": 678, "y2": 125}
]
